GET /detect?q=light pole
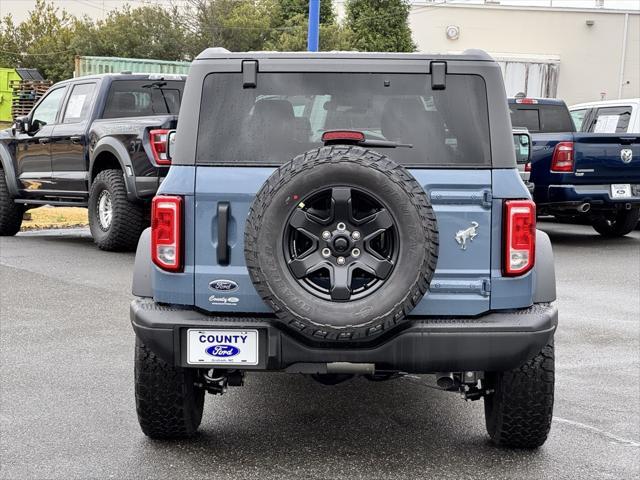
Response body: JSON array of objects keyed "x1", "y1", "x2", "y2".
[{"x1": 307, "y1": 0, "x2": 320, "y2": 52}]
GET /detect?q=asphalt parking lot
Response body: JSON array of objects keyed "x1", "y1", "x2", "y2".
[{"x1": 1, "y1": 221, "x2": 639, "y2": 480}]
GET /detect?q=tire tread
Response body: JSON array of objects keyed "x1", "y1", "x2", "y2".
[{"x1": 134, "y1": 338, "x2": 204, "y2": 439}]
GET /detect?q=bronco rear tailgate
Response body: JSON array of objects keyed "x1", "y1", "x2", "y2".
[{"x1": 571, "y1": 134, "x2": 640, "y2": 184}]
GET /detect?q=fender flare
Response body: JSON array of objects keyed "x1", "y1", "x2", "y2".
[
  {"x1": 534, "y1": 230, "x2": 556, "y2": 303},
  {"x1": 132, "y1": 228, "x2": 153, "y2": 297},
  {"x1": 90, "y1": 137, "x2": 137, "y2": 198},
  {"x1": 0, "y1": 143, "x2": 20, "y2": 197}
]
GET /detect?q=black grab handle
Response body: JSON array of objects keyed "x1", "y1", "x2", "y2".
[{"x1": 217, "y1": 202, "x2": 230, "y2": 266}]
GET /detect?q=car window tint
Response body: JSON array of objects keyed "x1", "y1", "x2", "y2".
[
  {"x1": 510, "y1": 104, "x2": 575, "y2": 133},
  {"x1": 62, "y1": 83, "x2": 96, "y2": 123},
  {"x1": 510, "y1": 108, "x2": 540, "y2": 132},
  {"x1": 196, "y1": 73, "x2": 491, "y2": 167},
  {"x1": 590, "y1": 106, "x2": 632, "y2": 133},
  {"x1": 102, "y1": 80, "x2": 184, "y2": 119},
  {"x1": 31, "y1": 87, "x2": 66, "y2": 127}
]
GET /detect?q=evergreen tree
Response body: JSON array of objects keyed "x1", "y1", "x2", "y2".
[{"x1": 345, "y1": 0, "x2": 416, "y2": 52}]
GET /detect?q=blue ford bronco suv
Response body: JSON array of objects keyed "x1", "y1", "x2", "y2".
[{"x1": 131, "y1": 49, "x2": 558, "y2": 448}]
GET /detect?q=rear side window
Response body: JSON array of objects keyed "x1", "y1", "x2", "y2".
[
  {"x1": 63, "y1": 83, "x2": 96, "y2": 123},
  {"x1": 589, "y1": 106, "x2": 632, "y2": 133},
  {"x1": 510, "y1": 104, "x2": 575, "y2": 133},
  {"x1": 196, "y1": 73, "x2": 491, "y2": 167},
  {"x1": 102, "y1": 80, "x2": 184, "y2": 119}
]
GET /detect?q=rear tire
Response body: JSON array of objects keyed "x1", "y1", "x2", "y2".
[
  {"x1": 0, "y1": 168, "x2": 24, "y2": 236},
  {"x1": 484, "y1": 340, "x2": 555, "y2": 448},
  {"x1": 134, "y1": 338, "x2": 205, "y2": 439},
  {"x1": 88, "y1": 169, "x2": 147, "y2": 251},
  {"x1": 591, "y1": 208, "x2": 640, "y2": 237}
]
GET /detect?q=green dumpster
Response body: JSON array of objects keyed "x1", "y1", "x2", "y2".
[{"x1": 0, "y1": 67, "x2": 21, "y2": 123}]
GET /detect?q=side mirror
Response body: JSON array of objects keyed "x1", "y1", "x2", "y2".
[
  {"x1": 513, "y1": 131, "x2": 531, "y2": 164},
  {"x1": 167, "y1": 130, "x2": 177, "y2": 160},
  {"x1": 12, "y1": 116, "x2": 29, "y2": 135}
]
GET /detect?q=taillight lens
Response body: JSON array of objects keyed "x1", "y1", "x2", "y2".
[
  {"x1": 151, "y1": 195, "x2": 182, "y2": 272},
  {"x1": 504, "y1": 200, "x2": 536, "y2": 276},
  {"x1": 515, "y1": 98, "x2": 538, "y2": 104},
  {"x1": 150, "y1": 129, "x2": 171, "y2": 165},
  {"x1": 551, "y1": 141, "x2": 574, "y2": 172},
  {"x1": 524, "y1": 162, "x2": 531, "y2": 172}
]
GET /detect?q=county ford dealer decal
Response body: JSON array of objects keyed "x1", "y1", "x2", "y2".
[{"x1": 187, "y1": 329, "x2": 259, "y2": 365}]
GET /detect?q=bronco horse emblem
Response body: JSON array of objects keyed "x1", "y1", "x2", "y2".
[{"x1": 455, "y1": 221, "x2": 479, "y2": 250}]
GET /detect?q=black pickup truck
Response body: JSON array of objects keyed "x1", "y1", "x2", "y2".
[{"x1": 0, "y1": 73, "x2": 185, "y2": 250}]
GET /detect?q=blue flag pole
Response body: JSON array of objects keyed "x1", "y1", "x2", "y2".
[{"x1": 307, "y1": 0, "x2": 320, "y2": 52}]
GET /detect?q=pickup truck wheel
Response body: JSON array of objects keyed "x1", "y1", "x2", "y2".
[
  {"x1": 484, "y1": 340, "x2": 554, "y2": 448},
  {"x1": 591, "y1": 208, "x2": 640, "y2": 237},
  {"x1": 0, "y1": 168, "x2": 24, "y2": 236},
  {"x1": 245, "y1": 146, "x2": 438, "y2": 341},
  {"x1": 134, "y1": 338, "x2": 205, "y2": 439},
  {"x1": 88, "y1": 169, "x2": 147, "y2": 251}
]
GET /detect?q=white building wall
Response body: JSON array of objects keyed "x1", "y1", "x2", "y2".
[{"x1": 409, "y1": 4, "x2": 640, "y2": 104}]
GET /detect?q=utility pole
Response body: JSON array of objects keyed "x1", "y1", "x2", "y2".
[{"x1": 307, "y1": 0, "x2": 320, "y2": 52}]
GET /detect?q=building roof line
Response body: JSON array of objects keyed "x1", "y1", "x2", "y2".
[{"x1": 411, "y1": 3, "x2": 640, "y2": 16}]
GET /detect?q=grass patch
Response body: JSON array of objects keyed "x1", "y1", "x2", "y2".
[{"x1": 21, "y1": 206, "x2": 88, "y2": 231}]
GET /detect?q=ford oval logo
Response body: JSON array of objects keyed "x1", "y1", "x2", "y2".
[
  {"x1": 206, "y1": 345, "x2": 240, "y2": 357},
  {"x1": 209, "y1": 279, "x2": 239, "y2": 292}
]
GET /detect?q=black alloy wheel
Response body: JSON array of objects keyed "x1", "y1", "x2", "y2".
[{"x1": 284, "y1": 186, "x2": 398, "y2": 302}]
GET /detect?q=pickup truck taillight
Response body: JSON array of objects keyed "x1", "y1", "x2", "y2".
[
  {"x1": 151, "y1": 195, "x2": 183, "y2": 272},
  {"x1": 503, "y1": 200, "x2": 536, "y2": 276},
  {"x1": 150, "y1": 129, "x2": 171, "y2": 165},
  {"x1": 551, "y1": 141, "x2": 574, "y2": 172}
]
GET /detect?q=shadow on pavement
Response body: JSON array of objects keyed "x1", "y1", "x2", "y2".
[{"x1": 137, "y1": 373, "x2": 544, "y2": 477}]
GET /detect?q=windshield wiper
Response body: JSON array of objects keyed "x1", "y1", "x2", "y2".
[
  {"x1": 358, "y1": 139, "x2": 413, "y2": 148},
  {"x1": 142, "y1": 81, "x2": 170, "y2": 113}
]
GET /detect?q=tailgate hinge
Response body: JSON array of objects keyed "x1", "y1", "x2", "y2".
[
  {"x1": 242, "y1": 60, "x2": 258, "y2": 88},
  {"x1": 430, "y1": 61, "x2": 447, "y2": 90}
]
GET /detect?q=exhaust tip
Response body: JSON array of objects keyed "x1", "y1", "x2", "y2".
[
  {"x1": 436, "y1": 373, "x2": 455, "y2": 390},
  {"x1": 578, "y1": 203, "x2": 591, "y2": 213}
]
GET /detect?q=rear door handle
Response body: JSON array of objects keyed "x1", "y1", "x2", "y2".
[
  {"x1": 38, "y1": 138, "x2": 50, "y2": 144},
  {"x1": 217, "y1": 202, "x2": 230, "y2": 266},
  {"x1": 70, "y1": 135, "x2": 83, "y2": 144}
]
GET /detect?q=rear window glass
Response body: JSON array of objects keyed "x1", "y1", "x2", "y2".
[
  {"x1": 510, "y1": 104, "x2": 575, "y2": 133},
  {"x1": 102, "y1": 80, "x2": 184, "y2": 119},
  {"x1": 196, "y1": 73, "x2": 491, "y2": 167},
  {"x1": 590, "y1": 106, "x2": 632, "y2": 133}
]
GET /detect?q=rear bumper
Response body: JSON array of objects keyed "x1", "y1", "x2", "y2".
[
  {"x1": 543, "y1": 184, "x2": 640, "y2": 210},
  {"x1": 130, "y1": 299, "x2": 558, "y2": 374}
]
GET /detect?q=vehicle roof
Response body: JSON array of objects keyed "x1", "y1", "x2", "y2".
[
  {"x1": 507, "y1": 97, "x2": 567, "y2": 106},
  {"x1": 53, "y1": 72, "x2": 187, "y2": 86},
  {"x1": 194, "y1": 49, "x2": 495, "y2": 62},
  {"x1": 569, "y1": 98, "x2": 640, "y2": 110}
]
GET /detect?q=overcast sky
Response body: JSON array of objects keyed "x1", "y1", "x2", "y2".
[{"x1": 1, "y1": 0, "x2": 638, "y2": 24}]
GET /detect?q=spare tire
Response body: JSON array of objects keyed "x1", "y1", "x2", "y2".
[{"x1": 245, "y1": 146, "x2": 438, "y2": 341}]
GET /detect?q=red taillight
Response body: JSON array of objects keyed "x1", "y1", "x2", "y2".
[
  {"x1": 524, "y1": 162, "x2": 531, "y2": 172},
  {"x1": 321, "y1": 130, "x2": 365, "y2": 143},
  {"x1": 503, "y1": 200, "x2": 536, "y2": 277},
  {"x1": 515, "y1": 98, "x2": 538, "y2": 104},
  {"x1": 150, "y1": 129, "x2": 171, "y2": 165},
  {"x1": 551, "y1": 141, "x2": 574, "y2": 172},
  {"x1": 151, "y1": 195, "x2": 183, "y2": 272}
]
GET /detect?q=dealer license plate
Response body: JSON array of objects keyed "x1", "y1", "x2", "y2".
[
  {"x1": 187, "y1": 329, "x2": 259, "y2": 365},
  {"x1": 610, "y1": 184, "x2": 632, "y2": 199}
]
